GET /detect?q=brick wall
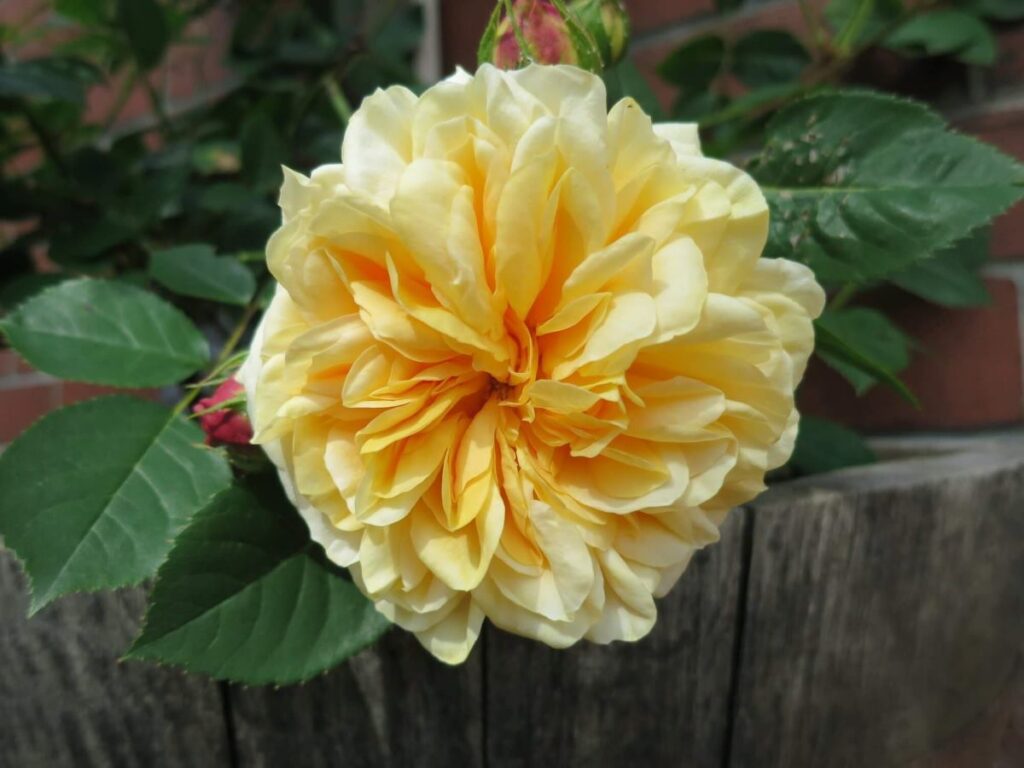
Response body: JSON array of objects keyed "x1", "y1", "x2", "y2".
[{"x1": 0, "y1": 349, "x2": 159, "y2": 443}]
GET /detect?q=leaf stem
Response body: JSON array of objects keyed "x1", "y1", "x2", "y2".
[
  {"x1": 834, "y1": 0, "x2": 873, "y2": 56},
  {"x1": 21, "y1": 106, "x2": 69, "y2": 176},
  {"x1": 102, "y1": 70, "x2": 141, "y2": 131},
  {"x1": 797, "y1": 0, "x2": 824, "y2": 59},
  {"x1": 322, "y1": 74, "x2": 353, "y2": 126},
  {"x1": 828, "y1": 283, "x2": 857, "y2": 311},
  {"x1": 170, "y1": 280, "x2": 267, "y2": 418},
  {"x1": 143, "y1": 76, "x2": 172, "y2": 137}
]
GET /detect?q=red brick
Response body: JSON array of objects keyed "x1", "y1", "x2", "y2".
[
  {"x1": 83, "y1": 70, "x2": 160, "y2": 129},
  {"x1": 15, "y1": 354, "x2": 34, "y2": 374},
  {"x1": 0, "y1": 350, "x2": 38, "y2": 376},
  {"x1": 992, "y1": 206, "x2": 1024, "y2": 261},
  {"x1": 627, "y1": 0, "x2": 713, "y2": 36},
  {"x1": 165, "y1": 5, "x2": 235, "y2": 108},
  {"x1": 0, "y1": 379, "x2": 60, "y2": 443},
  {"x1": 799, "y1": 277, "x2": 1023, "y2": 431},
  {"x1": 0, "y1": 349, "x2": 17, "y2": 377}
]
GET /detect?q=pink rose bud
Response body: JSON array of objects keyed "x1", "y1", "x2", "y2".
[
  {"x1": 193, "y1": 378, "x2": 253, "y2": 446},
  {"x1": 479, "y1": 0, "x2": 603, "y2": 72}
]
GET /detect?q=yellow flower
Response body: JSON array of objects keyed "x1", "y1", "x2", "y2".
[{"x1": 238, "y1": 64, "x2": 824, "y2": 664}]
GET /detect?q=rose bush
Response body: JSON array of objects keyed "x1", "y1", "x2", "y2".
[{"x1": 239, "y1": 64, "x2": 824, "y2": 663}]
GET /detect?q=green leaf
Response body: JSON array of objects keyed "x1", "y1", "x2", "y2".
[
  {"x1": 0, "y1": 278, "x2": 208, "y2": 387},
  {"x1": 657, "y1": 35, "x2": 725, "y2": 93},
  {"x1": 789, "y1": 416, "x2": 876, "y2": 475},
  {"x1": 0, "y1": 59, "x2": 85, "y2": 104},
  {"x1": 198, "y1": 182, "x2": 261, "y2": 213},
  {"x1": 826, "y1": 0, "x2": 904, "y2": 47},
  {"x1": 241, "y1": 111, "x2": 286, "y2": 189},
  {"x1": 116, "y1": 0, "x2": 170, "y2": 69},
  {"x1": 150, "y1": 244, "x2": 256, "y2": 306},
  {"x1": 49, "y1": 216, "x2": 136, "y2": 263},
  {"x1": 477, "y1": 4, "x2": 501, "y2": 66},
  {"x1": 126, "y1": 479, "x2": 390, "y2": 684},
  {"x1": 0, "y1": 396, "x2": 231, "y2": 613},
  {"x1": 55, "y1": 0, "x2": 109, "y2": 25},
  {"x1": 957, "y1": 0, "x2": 1024, "y2": 21},
  {"x1": 733, "y1": 30, "x2": 810, "y2": 88},
  {"x1": 886, "y1": 10, "x2": 997, "y2": 66},
  {"x1": 752, "y1": 91, "x2": 1024, "y2": 285},
  {"x1": 889, "y1": 229, "x2": 991, "y2": 307},
  {"x1": 0, "y1": 273, "x2": 66, "y2": 313},
  {"x1": 816, "y1": 307, "x2": 911, "y2": 394},
  {"x1": 604, "y1": 58, "x2": 664, "y2": 119},
  {"x1": 814, "y1": 311, "x2": 917, "y2": 403},
  {"x1": 715, "y1": 0, "x2": 743, "y2": 12}
]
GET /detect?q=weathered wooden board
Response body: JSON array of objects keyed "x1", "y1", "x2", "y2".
[
  {"x1": 728, "y1": 443, "x2": 1024, "y2": 768},
  {"x1": 5, "y1": 439, "x2": 1023, "y2": 768},
  {"x1": 0, "y1": 550, "x2": 231, "y2": 768},
  {"x1": 484, "y1": 509, "x2": 750, "y2": 768},
  {"x1": 227, "y1": 627, "x2": 484, "y2": 768}
]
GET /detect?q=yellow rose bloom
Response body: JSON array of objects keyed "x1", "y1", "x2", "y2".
[{"x1": 238, "y1": 64, "x2": 824, "y2": 664}]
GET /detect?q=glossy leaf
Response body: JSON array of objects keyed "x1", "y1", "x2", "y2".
[
  {"x1": 241, "y1": 111, "x2": 286, "y2": 189},
  {"x1": 0, "y1": 396, "x2": 231, "y2": 613},
  {"x1": 886, "y1": 10, "x2": 997, "y2": 65},
  {"x1": 0, "y1": 278, "x2": 208, "y2": 387},
  {"x1": 752, "y1": 91, "x2": 1024, "y2": 285},
  {"x1": 49, "y1": 216, "x2": 136, "y2": 263},
  {"x1": 0, "y1": 59, "x2": 84, "y2": 104},
  {"x1": 604, "y1": 58, "x2": 664, "y2": 119},
  {"x1": 816, "y1": 307, "x2": 911, "y2": 395},
  {"x1": 54, "y1": 0, "x2": 109, "y2": 25},
  {"x1": 814, "y1": 317, "x2": 917, "y2": 404},
  {"x1": 150, "y1": 244, "x2": 256, "y2": 306},
  {"x1": 889, "y1": 230, "x2": 991, "y2": 307},
  {"x1": 790, "y1": 416, "x2": 876, "y2": 475},
  {"x1": 116, "y1": 0, "x2": 170, "y2": 69},
  {"x1": 957, "y1": 0, "x2": 1024, "y2": 21},
  {"x1": 657, "y1": 35, "x2": 725, "y2": 93},
  {"x1": 127, "y1": 479, "x2": 390, "y2": 684},
  {"x1": 733, "y1": 30, "x2": 810, "y2": 88},
  {"x1": 54, "y1": 0, "x2": 108, "y2": 24},
  {"x1": 826, "y1": 0, "x2": 904, "y2": 47},
  {"x1": 0, "y1": 273, "x2": 66, "y2": 313}
]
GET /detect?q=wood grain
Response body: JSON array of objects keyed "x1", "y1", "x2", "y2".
[
  {"x1": 484, "y1": 509, "x2": 749, "y2": 768},
  {"x1": 0, "y1": 550, "x2": 231, "y2": 768},
  {"x1": 5, "y1": 438, "x2": 1023, "y2": 768},
  {"x1": 728, "y1": 443, "x2": 1024, "y2": 768},
  {"x1": 227, "y1": 627, "x2": 484, "y2": 768}
]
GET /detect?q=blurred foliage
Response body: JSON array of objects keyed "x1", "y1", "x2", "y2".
[
  {"x1": 649, "y1": 0, "x2": 1024, "y2": 474},
  {"x1": 0, "y1": 0, "x2": 423, "y2": 319}
]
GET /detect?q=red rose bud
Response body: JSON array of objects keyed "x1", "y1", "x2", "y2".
[
  {"x1": 479, "y1": 0, "x2": 603, "y2": 72},
  {"x1": 569, "y1": 0, "x2": 630, "y2": 66},
  {"x1": 193, "y1": 378, "x2": 253, "y2": 446}
]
